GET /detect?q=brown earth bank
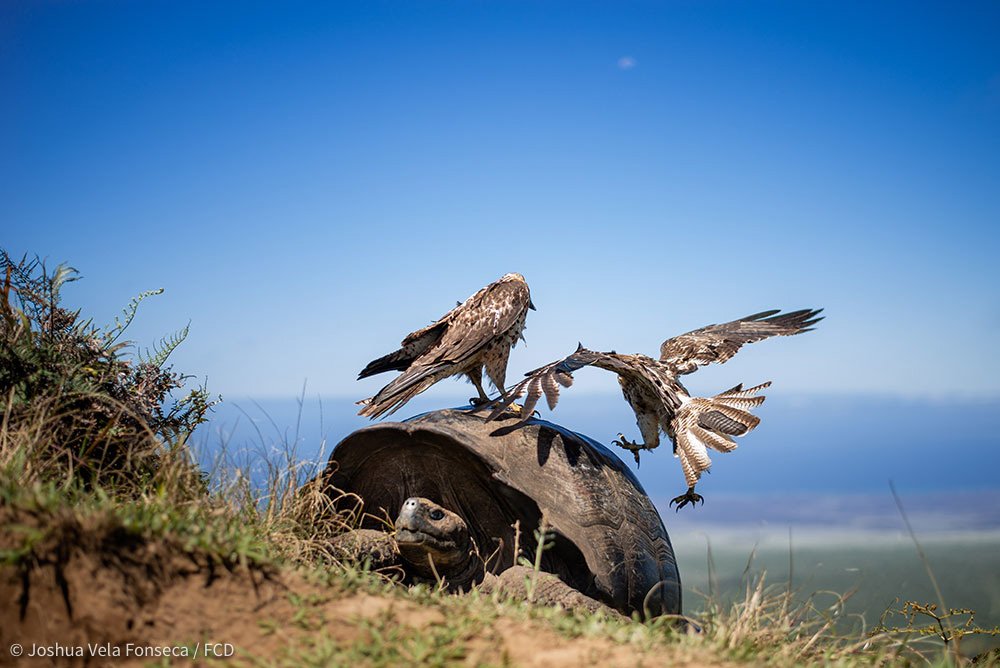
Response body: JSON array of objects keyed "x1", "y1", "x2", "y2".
[{"x1": 0, "y1": 509, "x2": 730, "y2": 668}]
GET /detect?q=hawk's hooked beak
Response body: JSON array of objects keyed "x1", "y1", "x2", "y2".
[{"x1": 528, "y1": 299, "x2": 537, "y2": 311}]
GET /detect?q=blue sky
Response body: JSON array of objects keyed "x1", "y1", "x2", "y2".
[{"x1": 4, "y1": 1, "x2": 999, "y2": 408}]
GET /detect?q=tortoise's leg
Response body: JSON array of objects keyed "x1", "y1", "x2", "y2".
[
  {"x1": 328, "y1": 529, "x2": 405, "y2": 578},
  {"x1": 669, "y1": 486, "x2": 704, "y2": 511},
  {"x1": 481, "y1": 566, "x2": 625, "y2": 619}
]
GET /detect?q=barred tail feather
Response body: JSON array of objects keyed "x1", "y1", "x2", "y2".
[
  {"x1": 716, "y1": 381, "x2": 771, "y2": 400},
  {"x1": 675, "y1": 445, "x2": 701, "y2": 489},
  {"x1": 679, "y1": 430, "x2": 713, "y2": 470},
  {"x1": 714, "y1": 396, "x2": 765, "y2": 411},
  {"x1": 690, "y1": 425, "x2": 737, "y2": 453},
  {"x1": 698, "y1": 405, "x2": 760, "y2": 435}
]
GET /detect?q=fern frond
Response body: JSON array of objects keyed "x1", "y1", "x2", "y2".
[
  {"x1": 142, "y1": 321, "x2": 190, "y2": 368},
  {"x1": 49, "y1": 263, "x2": 80, "y2": 294},
  {"x1": 105, "y1": 288, "x2": 164, "y2": 344}
]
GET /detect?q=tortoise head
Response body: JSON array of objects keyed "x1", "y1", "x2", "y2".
[{"x1": 394, "y1": 497, "x2": 479, "y2": 586}]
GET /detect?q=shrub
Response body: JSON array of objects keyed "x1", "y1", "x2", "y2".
[{"x1": 0, "y1": 249, "x2": 216, "y2": 491}]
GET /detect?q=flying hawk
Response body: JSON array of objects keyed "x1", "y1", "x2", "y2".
[
  {"x1": 357, "y1": 273, "x2": 535, "y2": 419},
  {"x1": 488, "y1": 309, "x2": 823, "y2": 509}
]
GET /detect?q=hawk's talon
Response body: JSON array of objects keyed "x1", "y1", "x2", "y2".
[
  {"x1": 612, "y1": 433, "x2": 641, "y2": 449},
  {"x1": 612, "y1": 434, "x2": 646, "y2": 466},
  {"x1": 474, "y1": 400, "x2": 540, "y2": 420},
  {"x1": 669, "y1": 487, "x2": 704, "y2": 511}
]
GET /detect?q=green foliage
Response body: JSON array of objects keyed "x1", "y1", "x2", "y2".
[
  {"x1": 0, "y1": 249, "x2": 217, "y2": 489},
  {"x1": 105, "y1": 287, "x2": 164, "y2": 345},
  {"x1": 142, "y1": 321, "x2": 190, "y2": 368}
]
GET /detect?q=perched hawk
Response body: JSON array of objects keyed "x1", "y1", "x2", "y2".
[
  {"x1": 488, "y1": 309, "x2": 823, "y2": 509},
  {"x1": 357, "y1": 273, "x2": 535, "y2": 419}
]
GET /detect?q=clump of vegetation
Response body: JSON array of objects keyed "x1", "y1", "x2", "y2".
[
  {"x1": 0, "y1": 248, "x2": 348, "y2": 573},
  {"x1": 0, "y1": 250, "x2": 214, "y2": 491},
  {"x1": 872, "y1": 600, "x2": 1000, "y2": 656}
]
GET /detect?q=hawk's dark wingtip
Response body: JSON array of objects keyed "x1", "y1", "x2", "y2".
[
  {"x1": 743, "y1": 309, "x2": 782, "y2": 321},
  {"x1": 796, "y1": 308, "x2": 825, "y2": 331},
  {"x1": 357, "y1": 348, "x2": 414, "y2": 379}
]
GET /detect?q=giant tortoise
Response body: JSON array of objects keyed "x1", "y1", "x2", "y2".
[{"x1": 320, "y1": 409, "x2": 681, "y2": 618}]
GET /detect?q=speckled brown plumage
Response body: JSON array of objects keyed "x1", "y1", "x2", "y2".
[{"x1": 357, "y1": 273, "x2": 534, "y2": 419}]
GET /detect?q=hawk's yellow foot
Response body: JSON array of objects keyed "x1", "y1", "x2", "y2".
[{"x1": 489, "y1": 402, "x2": 538, "y2": 418}]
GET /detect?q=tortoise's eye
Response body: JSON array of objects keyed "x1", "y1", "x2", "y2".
[{"x1": 429, "y1": 509, "x2": 445, "y2": 521}]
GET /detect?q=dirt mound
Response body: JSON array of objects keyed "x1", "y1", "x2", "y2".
[
  {"x1": 0, "y1": 507, "x2": 275, "y2": 666},
  {"x1": 0, "y1": 508, "x2": 725, "y2": 667}
]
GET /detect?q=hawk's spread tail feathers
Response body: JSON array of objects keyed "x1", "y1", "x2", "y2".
[{"x1": 671, "y1": 381, "x2": 770, "y2": 488}]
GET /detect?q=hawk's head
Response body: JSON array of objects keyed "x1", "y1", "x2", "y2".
[{"x1": 498, "y1": 272, "x2": 535, "y2": 309}]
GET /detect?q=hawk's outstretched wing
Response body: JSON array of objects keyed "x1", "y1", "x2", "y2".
[
  {"x1": 659, "y1": 308, "x2": 823, "y2": 374},
  {"x1": 487, "y1": 345, "x2": 681, "y2": 424}
]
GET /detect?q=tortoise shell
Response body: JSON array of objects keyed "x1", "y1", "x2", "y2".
[{"x1": 322, "y1": 409, "x2": 681, "y2": 617}]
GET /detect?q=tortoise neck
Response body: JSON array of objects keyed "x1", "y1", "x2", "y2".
[
  {"x1": 405, "y1": 543, "x2": 485, "y2": 591},
  {"x1": 442, "y1": 548, "x2": 485, "y2": 591}
]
